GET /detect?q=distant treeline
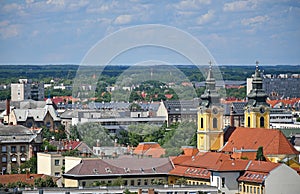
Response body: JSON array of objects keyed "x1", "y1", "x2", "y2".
[{"x1": 0, "y1": 64, "x2": 299, "y2": 83}]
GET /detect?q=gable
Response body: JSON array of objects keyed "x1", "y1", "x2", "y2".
[{"x1": 221, "y1": 127, "x2": 299, "y2": 155}]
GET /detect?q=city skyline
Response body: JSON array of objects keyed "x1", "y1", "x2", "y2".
[{"x1": 0, "y1": 0, "x2": 299, "y2": 65}]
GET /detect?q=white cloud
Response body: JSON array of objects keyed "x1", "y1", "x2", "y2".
[
  {"x1": 223, "y1": 1, "x2": 257, "y2": 12},
  {"x1": 26, "y1": 0, "x2": 35, "y2": 4},
  {"x1": 174, "y1": 0, "x2": 211, "y2": 10},
  {"x1": 197, "y1": 10, "x2": 214, "y2": 25},
  {"x1": 0, "y1": 21, "x2": 10, "y2": 28},
  {"x1": 241, "y1": 15, "x2": 269, "y2": 26},
  {"x1": 2, "y1": 3, "x2": 22, "y2": 13},
  {"x1": 114, "y1": 15, "x2": 133, "y2": 25},
  {"x1": 0, "y1": 24, "x2": 20, "y2": 39}
]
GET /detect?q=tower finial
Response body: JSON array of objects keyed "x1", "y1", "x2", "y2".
[
  {"x1": 209, "y1": 60, "x2": 212, "y2": 70},
  {"x1": 256, "y1": 61, "x2": 259, "y2": 70}
]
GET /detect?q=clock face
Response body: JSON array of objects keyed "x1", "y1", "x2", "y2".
[
  {"x1": 260, "y1": 107, "x2": 265, "y2": 114},
  {"x1": 212, "y1": 107, "x2": 218, "y2": 114}
]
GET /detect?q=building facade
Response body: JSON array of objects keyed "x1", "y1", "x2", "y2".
[
  {"x1": 11, "y1": 79, "x2": 44, "y2": 101},
  {"x1": 0, "y1": 125, "x2": 42, "y2": 174},
  {"x1": 197, "y1": 65, "x2": 224, "y2": 151},
  {"x1": 244, "y1": 63, "x2": 270, "y2": 129}
]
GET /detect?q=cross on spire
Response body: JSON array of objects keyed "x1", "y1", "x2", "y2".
[{"x1": 256, "y1": 61, "x2": 259, "y2": 70}]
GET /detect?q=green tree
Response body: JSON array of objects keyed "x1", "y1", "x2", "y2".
[
  {"x1": 175, "y1": 178, "x2": 187, "y2": 185},
  {"x1": 112, "y1": 177, "x2": 124, "y2": 186},
  {"x1": 256, "y1": 146, "x2": 266, "y2": 161},
  {"x1": 76, "y1": 122, "x2": 114, "y2": 148},
  {"x1": 20, "y1": 156, "x2": 37, "y2": 174}
]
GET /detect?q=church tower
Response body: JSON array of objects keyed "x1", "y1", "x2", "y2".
[
  {"x1": 244, "y1": 61, "x2": 270, "y2": 128},
  {"x1": 197, "y1": 62, "x2": 224, "y2": 151}
]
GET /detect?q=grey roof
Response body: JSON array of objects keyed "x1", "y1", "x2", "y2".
[
  {"x1": 164, "y1": 100, "x2": 200, "y2": 114},
  {"x1": 223, "y1": 102, "x2": 247, "y2": 116},
  {"x1": 64, "y1": 157, "x2": 173, "y2": 177},
  {"x1": 0, "y1": 125, "x2": 40, "y2": 143},
  {"x1": 13, "y1": 99, "x2": 60, "y2": 122},
  {"x1": 20, "y1": 100, "x2": 46, "y2": 109}
]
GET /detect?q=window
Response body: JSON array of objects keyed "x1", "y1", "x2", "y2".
[
  {"x1": 1, "y1": 146, "x2": 7, "y2": 153},
  {"x1": 54, "y1": 159, "x2": 60, "y2": 166},
  {"x1": 124, "y1": 180, "x2": 128, "y2": 186},
  {"x1": 222, "y1": 177, "x2": 225, "y2": 188},
  {"x1": 213, "y1": 118, "x2": 218, "y2": 128},
  {"x1": 11, "y1": 146, "x2": 16, "y2": 153},
  {"x1": 137, "y1": 179, "x2": 141, "y2": 186},
  {"x1": 248, "y1": 116, "x2": 251, "y2": 127},
  {"x1": 11, "y1": 156, "x2": 17, "y2": 162},
  {"x1": 130, "y1": 180, "x2": 134, "y2": 186},
  {"x1": 2, "y1": 156, "x2": 7, "y2": 163},
  {"x1": 260, "y1": 117, "x2": 264, "y2": 127},
  {"x1": 200, "y1": 117, "x2": 203, "y2": 128},
  {"x1": 54, "y1": 172, "x2": 60, "y2": 177},
  {"x1": 20, "y1": 146, "x2": 26, "y2": 153},
  {"x1": 82, "y1": 181, "x2": 86, "y2": 187}
]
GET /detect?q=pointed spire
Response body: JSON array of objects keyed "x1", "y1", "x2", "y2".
[
  {"x1": 254, "y1": 61, "x2": 261, "y2": 78},
  {"x1": 206, "y1": 61, "x2": 214, "y2": 81}
]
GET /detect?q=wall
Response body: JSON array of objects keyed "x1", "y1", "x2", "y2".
[
  {"x1": 37, "y1": 153, "x2": 52, "y2": 176},
  {"x1": 265, "y1": 164, "x2": 300, "y2": 194},
  {"x1": 64, "y1": 156, "x2": 82, "y2": 173}
]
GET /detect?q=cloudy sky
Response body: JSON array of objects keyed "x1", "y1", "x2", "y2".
[{"x1": 0, "y1": 0, "x2": 299, "y2": 65}]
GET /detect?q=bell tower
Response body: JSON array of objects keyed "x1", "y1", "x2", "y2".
[
  {"x1": 197, "y1": 62, "x2": 224, "y2": 151},
  {"x1": 244, "y1": 61, "x2": 270, "y2": 128}
]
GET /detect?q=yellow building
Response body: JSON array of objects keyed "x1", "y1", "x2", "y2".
[
  {"x1": 244, "y1": 62, "x2": 270, "y2": 129},
  {"x1": 197, "y1": 64, "x2": 224, "y2": 151}
]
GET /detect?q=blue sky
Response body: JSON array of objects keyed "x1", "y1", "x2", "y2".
[{"x1": 0, "y1": 0, "x2": 299, "y2": 65}]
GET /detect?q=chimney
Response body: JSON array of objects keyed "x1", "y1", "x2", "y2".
[
  {"x1": 26, "y1": 169, "x2": 30, "y2": 180},
  {"x1": 6, "y1": 99, "x2": 10, "y2": 116},
  {"x1": 230, "y1": 104, "x2": 234, "y2": 127}
]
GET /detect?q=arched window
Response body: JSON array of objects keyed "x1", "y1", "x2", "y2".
[
  {"x1": 200, "y1": 118, "x2": 204, "y2": 128},
  {"x1": 260, "y1": 117, "x2": 264, "y2": 127},
  {"x1": 247, "y1": 117, "x2": 250, "y2": 127},
  {"x1": 213, "y1": 118, "x2": 218, "y2": 128}
]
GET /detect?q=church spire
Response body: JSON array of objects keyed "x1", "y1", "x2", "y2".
[
  {"x1": 200, "y1": 61, "x2": 220, "y2": 108},
  {"x1": 246, "y1": 61, "x2": 268, "y2": 107}
]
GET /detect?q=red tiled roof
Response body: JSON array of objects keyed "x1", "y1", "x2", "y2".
[
  {"x1": 238, "y1": 171, "x2": 268, "y2": 183},
  {"x1": 181, "y1": 147, "x2": 199, "y2": 156},
  {"x1": 221, "y1": 127, "x2": 299, "y2": 155},
  {"x1": 246, "y1": 160, "x2": 280, "y2": 173},
  {"x1": 169, "y1": 165, "x2": 210, "y2": 180},
  {"x1": 267, "y1": 98, "x2": 300, "y2": 108},
  {"x1": 0, "y1": 174, "x2": 44, "y2": 185},
  {"x1": 134, "y1": 142, "x2": 165, "y2": 158},
  {"x1": 180, "y1": 152, "x2": 232, "y2": 169}
]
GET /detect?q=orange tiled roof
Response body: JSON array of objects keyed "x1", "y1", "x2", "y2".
[
  {"x1": 134, "y1": 142, "x2": 165, "y2": 158},
  {"x1": 267, "y1": 98, "x2": 300, "y2": 108},
  {"x1": 238, "y1": 171, "x2": 268, "y2": 183},
  {"x1": 181, "y1": 147, "x2": 199, "y2": 156},
  {"x1": 0, "y1": 174, "x2": 45, "y2": 185},
  {"x1": 246, "y1": 160, "x2": 280, "y2": 173},
  {"x1": 169, "y1": 165, "x2": 210, "y2": 180},
  {"x1": 221, "y1": 127, "x2": 299, "y2": 155}
]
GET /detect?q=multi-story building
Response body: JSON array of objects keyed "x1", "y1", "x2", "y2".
[
  {"x1": 6, "y1": 98, "x2": 61, "y2": 131},
  {"x1": 62, "y1": 156, "x2": 173, "y2": 188},
  {"x1": 0, "y1": 125, "x2": 42, "y2": 174},
  {"x1": 163, "y1": 99, "x2": 199, "y2": 127},
  {"x1": 169, "y1": 151, "x2": 300, "y2": 194},
  {"x1": 11, "y1": 79, "x2": 44, "y2": 101},
  {"x1": 247, "y1": 73, "x2": 300, "y2": 98},
  {"x1": 197, "y1": 65, "x2": 224, "y2": 151}
]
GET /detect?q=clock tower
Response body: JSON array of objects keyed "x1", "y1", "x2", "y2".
[
  {"x1": 197, "y1": 62, "x2": 224, "y2": 151},
  {"x1": 244, "y1": 61, "x2": 270, "y2": 128}
]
